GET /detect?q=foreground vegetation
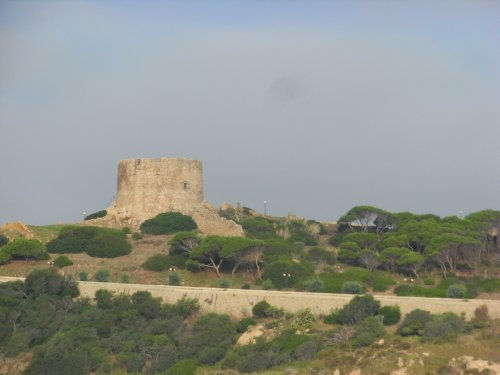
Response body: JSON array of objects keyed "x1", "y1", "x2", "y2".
[{"x1": 0, "y1": 269, "x2": 498, "y2": 375}]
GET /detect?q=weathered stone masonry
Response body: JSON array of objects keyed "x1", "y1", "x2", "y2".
[{"x1": 91, "y1": 158, "x2": 243, "y2": 236}]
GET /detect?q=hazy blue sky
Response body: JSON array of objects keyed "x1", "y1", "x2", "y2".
[{"x1": 1, "y1": 0, "x2": 499, "y2": 225}]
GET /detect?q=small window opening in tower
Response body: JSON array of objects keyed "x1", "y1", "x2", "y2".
[{"x1": 183, "y1": 182, "x2": 188, "y2": 190}]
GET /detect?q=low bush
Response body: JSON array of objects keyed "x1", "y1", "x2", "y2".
[
  {"x1": 84, "y1": 210, "x2": 107, "y2": 220},
  {"x1": 473, "y1": 304, "x2": 490, "y2": 322},
  {"x1": 261, "y1": 279, "x2": 275, "y2": 290},
  {"x1": 241, "y1": 283, "x2": 250, "y2": 289},
  {"x1": 140, "y1": 212, "x2": 197, "y2": 235},
  {"x1": 0, "y1": 251, "x2": 12, "y2": 265},
  {"x1": 351, "y1": 316, "x2": 385, "y2": 348},
  {"x1": 306, "y1": 246, "x2": 336, "y2": 266},
  {"x1": 397, "y1": 309, "x2": 432, "y2": 336},
  {"x1": 302, "y1": 278, "x2": 324, "y2": 292},
  {"x1": 447, "y1": 283, "x2": 467, "y2": 298},
  {"x1": 422, "y1": 312, "x2": 463, "y2": 342},
  {"x1": 394, "y1": 284, "x2": 412, "y2": 296},
  {"x1": 2, "y1": 238, "x2": 47, "y2": 260},
  {"x1": 290, "y1": 308, "x2": 316, "y2": 330},
  {"x1": 242, "y1": 217, "x2": 277, "y2": 240},
  {"x1": 218, "y1": 279, "x2": 230, "y2": 288},
  {"x1": 261, "y1": 259, "x2": 314, "y2": 289},
  {"x1": 341, "y1": 281, "x2": 364, "y2": 294},
  {"x1": 168, "y1": 359, "x2": 197, "y2": 375},
  {"x1": 236, "y1": 317, "x2": 256, "y2": 333},
  {"x1": 143, "y1": 254, "x2": 186, "y2": 272},
  {"x1": 0, "y1": 234, "x2": 9, "y2": 247},
  {"x1": 252, "y1": 300, "x2": 271, "y2": 318},
  {"x1": 85, "y1": 233, "x2": 131, "y2": 258},
  {"x1": 424, "y1": 277, "x2": 435, "y2": 285},
  {"x1": 168, "y1": 272, "x2": 181, "y2": 286},
  {"x1": 262, "y1": 239, "x2": 292, "y2": 262},
  {"x1": 294, "y1": 340, "x2": 318, "y2": 360},
  {"x1": 119, "y1": 273, "x2": 130, "y2": 283},
  {"x1": 132, "y1": 232, "x2": 143, "y2": 240},
  {"x1": 94, "y1": 269, "x2": 110, "y2": 282},
  {"x1": 380, "y1": 305, "x2": 401, "y2": 325},
  {"x1": 79, "y1": 272, "x2": 88, "y2": 281},
  {"x1": 288, "y1": 232, "x2": 317, "y2": 246},
  {"x1": 24, "y1": 268, "x2": 79, "y2": 298},
  {"x1": 321, "y1": 267, "x2": 394, "y2": 293},
  {"x1": 47, "y1": 226, "x2": 130, "y2": 258},
  {"x1": 53, "y1": 255, "x2": 73, "y2": 268},
  {"x1": 330, "y1": 294, "x2": 381, "y2": 325}
]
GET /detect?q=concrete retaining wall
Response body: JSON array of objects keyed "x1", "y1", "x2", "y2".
[{"x1": 2, "y1": 276, "x2": 499, "y2": 319}]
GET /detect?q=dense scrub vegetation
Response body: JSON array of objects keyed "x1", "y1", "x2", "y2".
[
  {"x1": 0, "y1": 270, "x2": 496, "y2": 374},
  {"x1": 0, "y1": 238, "x2": 48, "y2": 265},
  {"x1": 46, "y1": 226, "x2": 131, "y2": 258},
  {"x1": 140, "y1": 212, "x2": 197, "y2": 235},
  {"x1": 0, "y1": 270, "x2": 234, "y2": 374}
]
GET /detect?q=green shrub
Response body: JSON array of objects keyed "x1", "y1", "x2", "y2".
[
  {"x1": 447, "y1": 284, "x2": 467, "y2": 298},
  {"x1": 117, "y1": 352, "x2": 144, "y2": 372},
  {"x1": 119, "y1": 273, "x2": 130, "y2": 283},
  {"x1": 168, "y1": 272, "x2": 181, "y2": 286},
  {"x1": 288, "y1": 232, "x2": 317, "y2": 246},
  {"x1": 168, "y1": 359, "x2": 197, "y2": 375},
  {"x1": 261, "y1": 279, "x2": 275, "y2": 290},
  {"x1": 302, "y1": 278, "x2": 324, "y2": 292},
  {"x1": 218, "y1": 279, "x2": 230, "y2": 288},
  {"x1": 394, "y1": 284, "x2": 412, "y2": 296},
  {"x1": 341, "y1": 281, "x2": 364, "y2": 294},
  {"x1": 351, "y1": 316, "x2": 385, "y2": 348},
  {"x1": 132, "y1": 232, "x2": 143, "y2": 240},
  {"x1": 121, "y1": 227, "x2": 130, "y2": 235},
  {"x1": 294, "y1": 340, "x2": 318, "y2": 360},
  {"x1": 380, "y1": 305, "x2": 401, "y2": 325},
  {"x1": 422, "y1": 313, "x2": 463, "y2": 342},
  {"x1": 0, "y1": 234, "x2": 9, "y2": 247},
  {"x1": 252, "y1": 300, "x2": 272, "y2": 318},
  {"x1": 290, "y1": 308, "x2": 316, "y2": 330},
  {"x1": 94, "y1": 269, "x2": 110, "y2": 282},
  {"x1": 53, "y1": 255, "x2": 73, "y2": 268},
  {"x1": 46, "y1": 226, "x2": 99, "y2": 254},
  {"x1": 85, "y1": 233, "x2": 131, "y2": 258},
  {"x1": 84, "y1": 210, "x2": 107, "y2": 220},
  {"x1": 397, "y1": 309, "x2": 432, "y2": 336},
  {"x1": 241, "y1": 283, "x2": 250, "y2": 289},
  {"x1": 306, "y1": 246, "x2": 336, "y2": 266},
  {"x1": 2, "y1": 238, "x2": 47, "y2": 260},
  {"x1": 261, "y1": 259, "x2": 314, "y2": 289},
  {"x1": 143, "y1": 254, "x2": 186, "y2": 272},
  {"x1": 79, "y1": 271, "x2": 88, "y2": 281},
  {"x1": 140, "y1": 212, "x2": 197, "y2": 235},
  {"x1": 332, "y1": 294, "x2": 381, "y2": 325},
  {"x1": 263, "y1": 239, "x2": 292, "y2": 262},
  {"x1": 424, "y1": 277, "x2": 435, "y2": 285},
  {"x1": 0, "y1": 250, "x2": 12, "y2": 265},
  {"x1": 24, "y1": 268, "x2": 79, "y2": 298},
  {"x1": 236, "y1": 317, "x2": 256, "y2": 333},
  {"x1": 242, "y1": 217, "x2": 277, "y2": 239}
]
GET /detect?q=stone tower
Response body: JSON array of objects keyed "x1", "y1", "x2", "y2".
[{"x1": 104, "y1": 158, "x2": 243, "y2": 237}]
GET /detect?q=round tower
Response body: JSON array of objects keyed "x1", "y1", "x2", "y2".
[{"x1": 107, "y1": 158, "x2": 204, "y2": 222}]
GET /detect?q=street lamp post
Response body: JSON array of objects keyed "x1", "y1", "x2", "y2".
[
  {"x1": 82, "y1": 211, "x2": 86, "y2": 221},
  {"x1": 283, "y1": 273, "x2": 291, "y2": 290},
  {"x1": 264, "y1": 200, "x2": 267, "y2": 216}
]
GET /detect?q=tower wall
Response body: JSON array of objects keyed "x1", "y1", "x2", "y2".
[{"x1": 109, "y1": 158, "x2": 203, "y2": 221}]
